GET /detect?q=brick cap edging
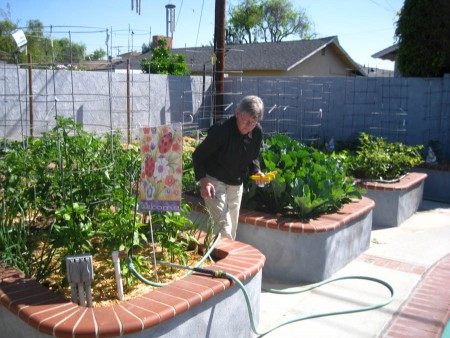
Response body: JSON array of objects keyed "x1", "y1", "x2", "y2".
[
  {"x1": 357, "y1": 172, "x2": 427, "y2": 192},
  {"x1": 186, "y1": 194, "x2": 375, "y2": 235},
  {"x1": 0, "y1": 237, "x2": 265, "y2": 338},
  {"x1": 381, "y1": 252, "x2": 450, "y2": 338},
  {"x1": 239, "y1": 196, "x2": 375, "y2": 234}
]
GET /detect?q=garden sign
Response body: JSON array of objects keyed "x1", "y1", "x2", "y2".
[{"x1": 139, "y1": 123, "x2": 183, "y2": 212}]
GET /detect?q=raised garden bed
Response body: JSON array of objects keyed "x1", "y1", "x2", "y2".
[
  {"x1": 357, "y1": 172, "x2": 427, "y2": 228},
  {"x1": 189, "y1": 196, "x2": 375, "y2": 283},
  {"x1": 414, "y1": 163, "x2": 450, "y2": 203},
  {"x1": 0, "y1": 237, "x2": 265, "y2": 338}
]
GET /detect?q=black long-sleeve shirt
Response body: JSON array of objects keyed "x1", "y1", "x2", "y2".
[{"x1": 193, "y1": 116, "x2": 262, "y2": 186}]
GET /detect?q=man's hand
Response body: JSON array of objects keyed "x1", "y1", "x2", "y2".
[
  {"x1": 200, "y1": 177, "x2": 216, "y2": 199},
  {"x1": 253, "y1": 172, "x2": 268, "y2": 187}
]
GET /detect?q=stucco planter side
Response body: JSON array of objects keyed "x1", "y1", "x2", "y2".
[
  {"x1": 0, "y1": 237, "x2": 265, "y2": 338},
  {"x1": 358, "y1": 172, "x2": 427, "y2": 228},
  {"x1": 414, "y1": 164, "x2": 450, "y2": 203},
  {"x1": 235, "y1": 197, "x2": 375, "y2": 283}
]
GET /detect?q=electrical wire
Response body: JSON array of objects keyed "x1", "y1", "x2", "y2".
[
  {"x1": 367, "y1": 0, "x2": 397, "y2": 14},
  {"x1": 176, "y1": 0, "x2": 184, "y2": 27},
  {"x1": 195, "y1": 0, "x2": 205, "y2": 47}
]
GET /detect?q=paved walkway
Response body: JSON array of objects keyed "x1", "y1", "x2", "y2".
[
  {"x1": 382, "y1": 253, "x2": 450, "y2": 337},
  {"x1": 258, "y1": 200, "x2": 450, "y2": 338}
]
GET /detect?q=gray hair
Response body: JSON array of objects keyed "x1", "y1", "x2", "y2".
[{"x1": 237, "y1": 95, "x2": 264, "y2": 121}]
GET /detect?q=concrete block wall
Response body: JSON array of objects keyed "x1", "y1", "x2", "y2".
[
  {"x1": 0, "y1": 64, "x2": 211, "y2": 142},
  {"x1": 0, "y1": 63, "x2": 449, "y2": 160}
]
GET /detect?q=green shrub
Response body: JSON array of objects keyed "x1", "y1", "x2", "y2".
[
  {"x1": 345, "y1": 132, "x2": 424, "y2": 181},
  {"x1": 182, "y1": 137, "x2": 200, "y2": 195}
]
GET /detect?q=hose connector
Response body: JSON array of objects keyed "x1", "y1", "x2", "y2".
[{"x1": 213, "y1": 270, "x2": 228, "y2": 278}]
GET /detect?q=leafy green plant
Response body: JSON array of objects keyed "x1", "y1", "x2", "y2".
[
  {"x1": 187, "y1": 205, "x2": 223, "y2": 259},
  {"x1": 0, "y1": 117, "x2": 144, "y2": 286},
  {"x1": 182, "y1": 136, "x2": 200, "y2": 195},
  {"x1": 0, "y1": 200, "x2": 30, "y2": 272},
  {"x1": 151, "y1": 202, "x2": 198, "y2": 266},
  {"x1": 345, "y1": 132, "x2": 424, "y2": 181},
  {"x1": 98, "y1": 197, "x2": 146, "y2": 251},
  {"x1": 0, "y1": 194, "x2": 60, "y2": 283},
  {"x1": 242, "y1": 133, "x2": 363, "y2": 219},
  {"x1": 53, "y1": 202, "x2": 95, "y2": 255}
]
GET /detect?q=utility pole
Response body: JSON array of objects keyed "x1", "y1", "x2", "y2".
[{"x1": 213, "y1": 0, "x2": 226, "y2": 123}]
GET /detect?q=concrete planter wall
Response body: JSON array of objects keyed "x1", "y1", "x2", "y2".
[
  {"x1": 414, "y1": 164, "x2": 450, "y2": 203},
  {"x1": 236, "y1": 197, "x2": 375, "y2": 283},
  {"x1": 188, "y1": 196, "x2": 375, "y2": 284},
  {"x1": 0, "y1": 238, "x2": 265, "y2": 338},
  {"x1": 358, "y1": 172, "x2": 427, "y2": 228}
]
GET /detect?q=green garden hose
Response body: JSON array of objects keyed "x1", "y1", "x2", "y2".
[
  {"x1": 232, "y1": 273, "x2": 394, "y2": 336},
  {"x1": 127, "y1": 236, "x2": 395, "y2": 336},
  {"x1": 126, "y1": 233, "x2": 222, "y2": 287}
]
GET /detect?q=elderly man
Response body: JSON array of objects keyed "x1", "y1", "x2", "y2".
[{"x1": 193, "y1": 95, "x2": 266, "y2": 240}]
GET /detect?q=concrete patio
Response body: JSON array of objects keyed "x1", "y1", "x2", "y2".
[{"x1": 257, "y1": 199, "x2": 450, "y2": 337}]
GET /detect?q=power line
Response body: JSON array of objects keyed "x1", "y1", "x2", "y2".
[
  {"x1": 176, "y1": 0, "x2": 184, "y2": 27},
  {"x1": 367, "y1": 0, "x2": 397, "y2": 13},
  {"x1": 384, "y1": 0, "x2": 398, "y2": 13},
  {"x1": 195, "y1": 0, "x2": 205, "y2": 47}
]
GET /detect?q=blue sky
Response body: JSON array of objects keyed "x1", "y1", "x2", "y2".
[{"x1": 1, "y1": 0, "x2": 403, "y2": 70}]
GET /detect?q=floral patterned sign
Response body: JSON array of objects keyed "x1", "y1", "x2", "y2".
[{"x1": 139, "y1": 123, "x2": 182, "y2": 212}]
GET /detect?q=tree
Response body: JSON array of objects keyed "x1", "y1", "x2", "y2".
[
  {"x1": 0, "y1": 19, "x2": 17, "y2": 62},
  {"x1": 25, "y1": 19, "x2": 49, "y2": 63},
  {"x1": 52, "y1": 37, "x2": 86, "y2": 64},
  {"x1": 140, "y1": 38, "x2": 190, "y2": 75},
  {"x1": 227, "y1": 0, "x2": 314, "y2": 44},
  {"x1": 141, "y1": 42, "x2": 151, "y2": 54},
  {"x1": 0, "y1": 18, "x2": 87, "y2": 65},
  {"x1": 0, "y1": 19, "x2": 44, "y2": 63},
  {"x1": 227, "y1": 0, "x2": 263, "y2": 44},
  {"x1": 260, "y1": 0, "x2": 313, "y2": 42},
  {"x1": 86, "y1": 48, "x2": 106, "y2": 61},
  {"x1": 395, "y1": 0, "x2": 450, "y2": 77},
  {"x1": 0, "y1": 2, "x2": 11, "y2": 21}
]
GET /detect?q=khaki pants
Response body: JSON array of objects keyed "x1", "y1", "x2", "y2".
[{"x1": 203, "y1": 175, "x2": 243, "y2": 240}]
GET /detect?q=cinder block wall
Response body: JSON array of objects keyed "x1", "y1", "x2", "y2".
[{"x1": 1, "y1": 64, "x2": 448, "y2": 160}]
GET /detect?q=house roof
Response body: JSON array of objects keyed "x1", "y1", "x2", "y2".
[
  {"x1": 372, "y1": 44, "x2": 398, "y2": 61},
  {"x1": 119, "y1": 36, "x2": 365, "y2": 75}
]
